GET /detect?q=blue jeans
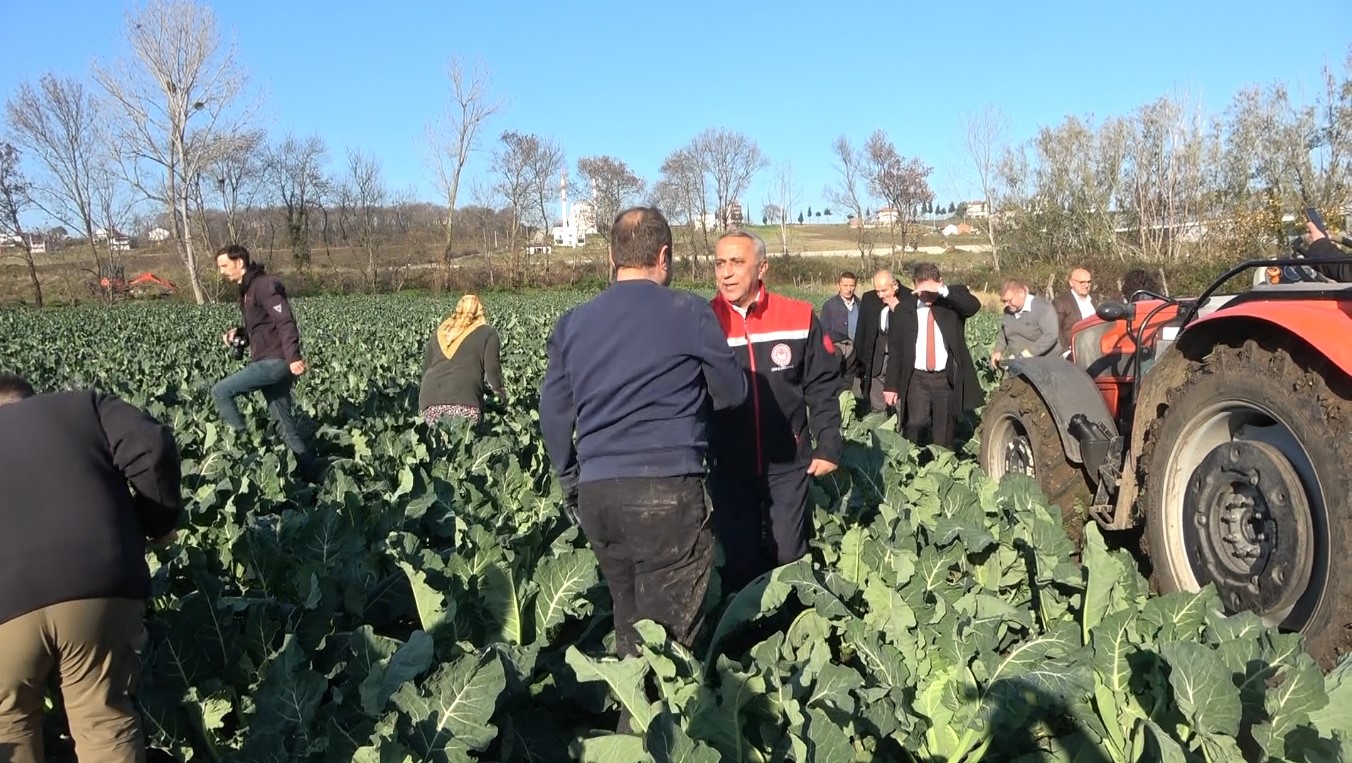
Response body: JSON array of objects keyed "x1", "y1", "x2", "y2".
[{"x1": 211, "y1": 358, "x2": 310, "y2": 462}]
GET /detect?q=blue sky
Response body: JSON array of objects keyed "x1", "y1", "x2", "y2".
[{"x1": 2, "y1": 0, "x2": 1350, "y2": 224}]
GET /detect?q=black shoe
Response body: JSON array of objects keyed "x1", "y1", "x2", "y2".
[{"x1": 295, "y1": 455, "x2": 327, "y2": 484}]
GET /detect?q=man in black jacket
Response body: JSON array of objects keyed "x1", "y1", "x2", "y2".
[
  {"x1": 819, "y1": 271, "x2": 859, "y2": 375},
  {"x1": 0, "y1": 373, "x2": 182, "y2": 762},
  {"x1": 851, "y1": 269, "x2": 899, "y2": 415},
  {"x1": 882, "y1": 262, "x2": 983, "y2": 450},
  {"x1": 211, "y1": 244, "x2": 317, "y2": 478},
  {"x1": 1305, "y1": 222, "x2": 1352, "y2": 281}
]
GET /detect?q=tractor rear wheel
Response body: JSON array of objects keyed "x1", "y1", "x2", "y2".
[
  {"x1": 1140, "y1": 337, "x2": 1352, "y2": 670},
  {"x1": 979, "y1": 376, "x2": 1094, "y2": 548}
]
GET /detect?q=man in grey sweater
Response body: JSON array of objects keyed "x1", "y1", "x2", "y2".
[{"x1": 992, "y1": 278, "x2": 1062, "y2": 364}]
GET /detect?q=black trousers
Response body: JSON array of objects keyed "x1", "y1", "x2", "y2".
[
  {"x1": 707, "y1": 467, "x2": 811, "y2": 594},
  {"x1": 903, "y1": 369, "x2": 956, "y2": 449},
  {"x1": 576, "y1": 475, "x2": 713, "y2": 658}
]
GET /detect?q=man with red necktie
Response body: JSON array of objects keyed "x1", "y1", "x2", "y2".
[{"x1": 882, "y1": 262, "x2": 983, "y2": 450}]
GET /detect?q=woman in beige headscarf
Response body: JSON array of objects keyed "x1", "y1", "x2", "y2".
[{"x1": 418, "y1": 294, "x2": 505, "y2": 426}]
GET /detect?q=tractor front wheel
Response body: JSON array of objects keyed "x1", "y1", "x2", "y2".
[
  {"x1": 979, "y1": 376, "x2": 1093, "y2": 547},
  {"x1": 1140, "y1": 338, "x2": 1352, "y2": 669}
]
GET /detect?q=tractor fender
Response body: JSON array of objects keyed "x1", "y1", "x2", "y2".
[
  {"x1": 1183, "y1": 302, "x2": 1352, "y2": 377},
  {"x1": 1003, "y1": 356, "x2": 1120, "y2": 466}
]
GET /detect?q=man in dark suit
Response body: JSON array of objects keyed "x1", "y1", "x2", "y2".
[
  {"x1": 819, "y1": 271, "x2": 860, "y2": 388},
  {"x1": 1051, "y1": 267, "x2": 1095, "y2": 355},
  {"x1": 882, "y1": 262, "x2": 982, "y2": 450},
  {"x1": 851, "y1": 269, "x2": 898, "y2": 415}
]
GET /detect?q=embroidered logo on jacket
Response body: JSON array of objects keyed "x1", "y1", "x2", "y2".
[{"x1": 770, "y1": 343, "x2": 792, "y2": 368}]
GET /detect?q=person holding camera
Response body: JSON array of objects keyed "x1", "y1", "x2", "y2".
[{"x1": 210, "y1": 244, "x2": 319, "y2": 479}]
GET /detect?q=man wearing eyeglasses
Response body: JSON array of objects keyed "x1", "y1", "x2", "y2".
[{"x1": 1051, "y1": 268, "x2": 1095, "y2": 357}]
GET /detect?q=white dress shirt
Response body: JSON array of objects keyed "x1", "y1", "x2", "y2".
[
  {"x1": 1074, "y1": 292, "x2": 1094, "y2": 319},
  {"x1": 914, "y1": 285, "x2": 950, "y2": 371}
]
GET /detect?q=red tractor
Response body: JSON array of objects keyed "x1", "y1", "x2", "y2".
[{"x1": 978, "y1": 231, "x2": 1352, "y2": 669}]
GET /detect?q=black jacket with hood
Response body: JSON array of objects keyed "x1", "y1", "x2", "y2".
[{"x1": 236, "y1": 264, "x2": 303, "y2": 363}]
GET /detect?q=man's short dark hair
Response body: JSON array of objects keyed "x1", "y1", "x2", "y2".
[
  {"x1": 1121, "y1": 268, "x2": 1160, "y2": 301},
  {"x1": 839, "y1": 271, "x2": 857, "y2": 281},
  {"x1": 911, "y1": 262, "x2": 941, "y2": 282},
  {"x1": 0, "y1": 373, "x2": 35, "y2": 405},
  {"x1": 215, "y1": 243, "x2": 251, "y2": 266},
  {"x1": 610, "y1": 207, "x2": 672, "y2": 269}
]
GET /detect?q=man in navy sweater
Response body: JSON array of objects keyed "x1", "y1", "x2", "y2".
[{"x1": 539, "y1": 207, "x2": 747, "y2": 661}]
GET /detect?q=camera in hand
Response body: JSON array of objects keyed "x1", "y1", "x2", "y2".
[{"x1": 228, "y1": 332, "x2": 249, "y2": 360}]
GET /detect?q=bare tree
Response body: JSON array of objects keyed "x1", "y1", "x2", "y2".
[
  {"x1": 90, "y1": 161, "x2": 137, "y2": 270},
  {"x1": 770, "y1": 160, "x2": 799, "y2": 255},
  {"x1": 691, "y1": 128, "x2": 767, "y2": 229},
  {"x1": 491, "y1": 131, "x2": 534, "y2": 277},
  {"x1": 264, "y1": 133, "x2": 328, "y2": 269},
  {"x1": 960, "y1": 104, "x2": 1011, "y2": 269},
  {"x1": 524, "y1": 135, "x2": 565, "y2": 232},
  {"x1": 93, "y1": 0, "x2": 255, "y2": 304},
  {"x1": 864, "y1": 130, "x2": 933, "y2": 253},
  {"x1": 209, "y1": 128, "x2": 266, "y2": 246},
  {"x1": 1019, "y1": 115, "x2": 1127, "y2": 261},
  {"x1": 466, "y1": 179, "x2": 502, "y2": 284},
  {"x1": 654, "y1": 147, "x2": 712, "y2": 272},
  {"x1": 1120, "y1": 93, "x2": 1210, "y2": 262},
  {"x1": 0, "y1": 142, "x2": 42, "y2": 306},
  {"x1": 824, "y1": 135, "x2": 874, "y2": 259},
  {"x1": 576, "y1": 155, "x2": 645, "y2": 240},
  {"x1": 421, "y1": 55, "x2": 501, "y2": 277},
  {"x1": 335, "y1": 147, "x2": 387, "y2": 290},
  {"x1": 4, "y1": 74, "x2": 113, "y2": 278}
]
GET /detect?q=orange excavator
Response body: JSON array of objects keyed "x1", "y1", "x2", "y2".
[{"x1": 97, "y1": 266, "x2": 177, "y2": 300}]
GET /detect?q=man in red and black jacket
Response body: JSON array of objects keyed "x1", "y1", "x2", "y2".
[{"x1": 708, "y1": 229, "x2": 844, "y2": 593}]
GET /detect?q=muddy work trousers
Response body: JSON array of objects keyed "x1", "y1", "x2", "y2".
[
  {"x1": 576, "y1": 474, "x2": 714, "y2": 658},
  {"x1": 708, "y1": 467, "x2": 811, "y2": 594},
  {"x1": 0, "y1": 598, "x2": 147, "y2": 763}
]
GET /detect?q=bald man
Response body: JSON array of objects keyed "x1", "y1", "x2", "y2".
[
  {"x1": 1051, "y1": 267, "x2": 1096, "y2": 355},
  {"x1": 852, "y1": 269, "x2": 901, "y2": 414}
]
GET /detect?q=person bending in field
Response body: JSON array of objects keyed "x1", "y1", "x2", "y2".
[
  {"x1": 539, "y1": 207, "x2": 747, "y2": 724},
  {"x1": 211, "y1": 244, "x2": 321, "y2": 481},
  {"x1": 0, "y1": 373, "x2": 183, "y2": 762},
  {"x1": 418, "y1": 294, "x2": 505, "y2": 428}
]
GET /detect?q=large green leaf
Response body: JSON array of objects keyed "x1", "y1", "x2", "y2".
[{"x1": 389, "y1": 649, "x2": 506, "y2": 759}]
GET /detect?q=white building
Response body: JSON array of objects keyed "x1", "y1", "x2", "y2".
[
  {"x1": 569, "y1": 200, "x2": 598, "y2": 234},
  {"x1": 147, "y1": 227, "x2": 171, "y2": 242},
  {"x1": 967, "y1": 200, "x2": 989, "y2": 219}
]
